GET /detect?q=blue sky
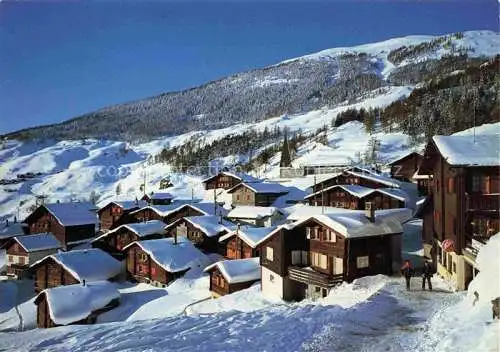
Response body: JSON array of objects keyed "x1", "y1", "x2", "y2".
[{"x1": 0, "y1": 0, "x2": 497, "y2": 134}]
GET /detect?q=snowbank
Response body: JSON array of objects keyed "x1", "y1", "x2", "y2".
[{"x1": 424, "y1": 233, "x2": 500, "y2": 352}]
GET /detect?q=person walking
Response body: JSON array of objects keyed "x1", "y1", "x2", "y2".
[
  {"x1": 401, "y1": 260, "x2": 413, "y2": 291},
  {"x1": 422, "y1": 261, "x2": 433, "y2": 291}
]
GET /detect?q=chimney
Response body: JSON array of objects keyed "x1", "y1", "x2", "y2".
[
  {"x1": 82, "y1": 279, "x2": 86, "y2": 287},
  {"x1": 135, "y1": 196, "x2": 139, "y2": 205},
  {"x1": 236, "y1": 222, "x2": 241, "y2": 234},
  {"x1": 14, "y1": 216, "x2": 17, "y2": 224},
  {"x1": 365, "y1": 202, "x2": 375, "y2": 223},
  {"x1": 174, "y1": 228, "x2": 178, "y2": 245},
  {"x1": 5, "y1": 219, "x2": 8, "y2": 227}
]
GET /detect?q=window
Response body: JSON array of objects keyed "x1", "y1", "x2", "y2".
[
  {"x1": 472, "y1": 175, "x2": 481, "y2": 193},
  {"x1": 246, "y1": 195, "x2": 250, "y2": 201},
  {"x1": 326, "y1": 229, "x2": 336, "y2": 242},
  {"x1": 306, "y1": 227, "x2": 311, "y2": 239},
  {"x1": 269, "y1": 274, "x2": 274, "y2": 283},
  {"x1": 236, "y1": 195, "x2": 240, "y2": 201},
  {"x1": 139, "y1": 253, "x2": 148, "y2": 262},
  {"x1": 266, "y1": 246, "x2": 274, "y2": 261},
  {"x1": 315, "y1": 286, "x2": 321, "y2": 293},
  {"x1": 333, "y1": 257, "x2": 343, "y2": 274},
  {"x1": 311, "y1": 252, "x2": 327, "y2": 269},
  {"x1": 291, "y1": 251, "x2": 301, "y2": 265},
  {"x1": 8, "y1": 255, "x2": 13, "y2": 263},
  {"x1": 357, "y1": 256, "x2": 369, "y2": 269},
  {"x1": 18, "y1": 256, "x2": 25, "y2": 265},
  {"x1": 447, "y1": 177, "x2": 455, "y2": 193}
]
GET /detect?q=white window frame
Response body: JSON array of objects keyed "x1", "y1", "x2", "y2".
[
  {"x1": 266, "y1": 246, "x2": 274, "y2": 261},
  {"x1": 357, "y1": 256, "x2": 369, "y2": 269}
]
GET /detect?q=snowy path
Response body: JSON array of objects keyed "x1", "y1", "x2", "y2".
[{"x1": 0, "y1": 276, "x2": 462, "y2": 352}]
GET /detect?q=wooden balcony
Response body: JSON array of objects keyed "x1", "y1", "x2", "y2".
[
  {"x1": 288, "y1": 266, "x2": 343, "y2": 288},
  {"x1": 466, "y1": 194, "x2": 500, "y2": 212}
]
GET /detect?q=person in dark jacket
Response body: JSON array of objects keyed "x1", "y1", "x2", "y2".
[
  {"x1": 401, "y1": 260, "x2": 413, "y2": 291},
  {"x1": 422, "y1": 261, "x2": 433, "y2": 291}
]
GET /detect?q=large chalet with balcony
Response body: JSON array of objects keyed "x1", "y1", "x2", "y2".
[
  {"x1": 23, "y1": 202, "x2": 98, "y2": 249},
  {"x1": 418, "y1": 134, "x2": 500, "y2": 290},
  {"x1": 311, "y1": 170, "x2": 401, "y2": 194},
  {"x1": 257, "y1": 208, "x2": 409, "y2": 301}
]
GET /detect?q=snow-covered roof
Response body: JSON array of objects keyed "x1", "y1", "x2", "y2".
[
  {"x1": 123, "y1": 238, "x2": 206, "y2": 273},
  {"x1": 272, "y1": 186, "x2": 308, "y2": 208},
  {"x1": 286, "y1": 204, "x2": 413, "y2": 224},
  {"x1": 219, "y1": 226, "x2": 278, "y2": 248},
  {"x1": 372, "y1": 188, "x2": 410, "y2": 203},
  {"x1": 0, "y1": 221, "x2": 24, "y2": 240},
  {"x1": 38, "y1": 281, "x2": 119, "y2": 326},
  {"x1": 204, "y1": 257, "x2": 260, "y2": 284},
  {"x1": 43, "y1": 202, "x2": 98, "y2": 226},
  {"x1": 32, "y1": 248, "x2": 122, "y2": 282},
  {"x1": 284, "y1": 209, "x2": 410, "y2": 239},
  {"x1": 170, "y1": 215, "x2": 231, "y2": 238},
  {"x1": 202, "y1": 171, "x2": 261, "y2": 184},
  {"x1": 130, "y1": 201, "x2": 228, "y2": 218},
  {"x1": 93, "y1": 220, "x2": 166, "y2": 242},
  {"x1": 14, "y1": 233, "x2": 61, "y2": 252},
  {"x1": 432, "y1": 134, "x2": 500, "y2": 167},
  {"x1": 228, "y1": 182, "x2": 289, "y2": 194},
  {"x1": 344, "y1": 170, "x2": 401, "y2": 188},
  {"x1": 98, "y1": 200, "x2": 147, "y2": 211},
  {"x1": 305, "y1": 184, "x2": 374, "y2": 200},
  {"x1": 227, "y1": 206, "x2": 281, "y2": 220},
  {"x1": 387, "y1": 151, "x2": 422, "y2": 166},
  {"x1": 148, "y1": 192, "x2": 174, "y2": 200}
]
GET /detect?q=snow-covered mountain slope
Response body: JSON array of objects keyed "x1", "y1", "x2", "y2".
[
  {"x1": 0, "y1": 86, "x2": 410, "y2": 220},
  {"x1": 4, "y1": 30, "x2": 498, "y2": 141}
]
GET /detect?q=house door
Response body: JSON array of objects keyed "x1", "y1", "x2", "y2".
[{"x1": 374, "y1": 254, "x2": 386, "y2": 274}]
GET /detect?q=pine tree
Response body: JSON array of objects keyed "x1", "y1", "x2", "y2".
[{"x1": 280, "y1": 128, "x2": 292, "y2": 167}]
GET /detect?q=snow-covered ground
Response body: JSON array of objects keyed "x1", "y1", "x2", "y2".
[{"x1": 1, "y1": 224, "x2": 498, "y2": 351}]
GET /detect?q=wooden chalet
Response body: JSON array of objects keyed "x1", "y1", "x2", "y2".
[
  {"x1": 226, "y1": 206, "x2": 284, "y2": 227},
  {"x1": 388, "y1": 152, "x2": 423, "y2": 182},
  {"x1": 35, "y1": 281, "x2": 120, "y2": 328},
  {"x1": 202, "y1": 171, "x2": 261, "y2": 190},
  {"x1": 204, "y1": 258, "x2": 261, "y2": 297},
  {"x1": 23, "y1": 202, "x2": 98, "y2": 249},
  {"x1": 97, "y1": 200, "x2": 147, "y2": 231},
  {"x1": 164, "y1": 215, "x2": 230, "y2": 253},
  {"x1": 311, "y1": 170, "x2": 400, "y2": 194},
  {"x1": 418, "y1": 134, "x2": 500, "y2": 290},
  {"x1": 305, "y1": 184, "x2": 407, "y2": 209},
  {"x1": 123, "y1": 237, "x2": 206, "y2": 287},
  {"x1": 2, "y1": 233, "x2": 61, "y2": 279},
  {"x1": 92, "y1": 220, "x2": 166, "y2": 258},
  {"x1": 30, "y1": 248, "x2": 122, "y2": 293},
  {"x1": 141, "y1": 192, "x2": 174, "y2": 205},
  {"x1": 257, "y1": 208, "x2": 409, "y2": 301},
  {"x1": 228, "y1": 183, "x2": 289, "y2": 207},
  {"x1": 219, "y1": 225, "x2": 276, "y2": 259}
]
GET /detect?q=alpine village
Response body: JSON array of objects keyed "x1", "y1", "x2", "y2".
[
  {"x1": 1, "y1": 128, "x2": 498, "y2": 328},
  {"x1": 0, "y1": 19, "x2": 499, "y2": 350}
]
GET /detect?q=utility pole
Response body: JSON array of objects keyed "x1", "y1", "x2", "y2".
[{"x1": 213, "y1": 187, "x2": 217, "y2": 216}]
